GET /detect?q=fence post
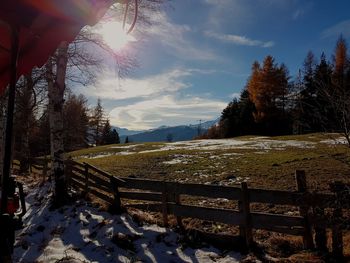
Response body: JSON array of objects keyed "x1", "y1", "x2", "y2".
[
  {"x1": 174, "y1": 183, "x2": 183, "y2": 229},
  {"x1": 162, "y1": 182, "x2": 168, "y2": 227},
  {"x1": 64, "y1": 158, "x2": 72, "y2": 188},
  {"x1": 313, "y1": 206, "x2": 327, "y2": 252},
  {"x1": 42, "y1": 157, "x2": 48, "y2": 183},
  {"x1": 83, "y1": 163, "x2": 89, "y2": 197},
  {"x1": 239, "y1": 182, "x2": 253, "y2": 248},
  {"x1": 330, "y1": 182, "x2": 344, "y2": 260},
  {"x1": 295, "y1": 170, "x2": 314, "y2": 250},
  {"x1": 109, "y1": 176, "x2": 122, "y2": 214}
]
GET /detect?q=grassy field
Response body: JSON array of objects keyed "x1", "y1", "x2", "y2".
[
  {"x1": 69, "y1": 133, "x2": 350, "y2": 192},
  {"x1": 65, "y1": 133, "x2": 350, "y2": 260}
]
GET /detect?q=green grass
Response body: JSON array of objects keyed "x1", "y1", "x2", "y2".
[
  {"x1": 66, "y1": 133, "x2": 350, "y2": 259},
  {"x1": 68, "y1": 133, "x2": 350, "y2": 192}
]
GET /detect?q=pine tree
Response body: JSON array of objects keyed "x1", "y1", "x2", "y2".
[
  {"x1": 298, "y1": 51, "x2": 319, "y2": 132},
  {"x1": 314, "y1": 53, "x2": 334, "y2": 131},
  {"x1": 101, "y1": 119, "x2": 112, "y2": 145},
  {"x1": 111, "y1": 129, "x2": 120, "y2": 144},
  {"x1": 90, "y1": 98, "x2": 105, "y2": 146}
]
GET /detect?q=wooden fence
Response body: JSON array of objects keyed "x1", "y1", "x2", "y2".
[
  {"x1": 63, "y1": 159, "x2": 349, "y2": 258},
  {"x1": 12, "y1": 158, "x2": 49, "y2": 180}
]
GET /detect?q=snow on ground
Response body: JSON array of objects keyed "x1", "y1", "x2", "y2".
[
  {"x1": 14, "y1": 183, "x2": 242, "y2": 263},
  {"x1": 140, "y1": 138, "x2": 315, "y2": 154},
  {"x1": 320, "y1": 137, "x2": 348, "y2": 145},
  {"x1": 79, "y1": 151, "x2": 135, "y2": 159}
]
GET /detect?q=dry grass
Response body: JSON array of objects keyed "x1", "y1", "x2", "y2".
[{"x1": 66, "y1": 133, "x2": 350, "y2": 261}]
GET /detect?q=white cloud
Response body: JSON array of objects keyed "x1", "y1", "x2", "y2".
[
  {"x1": 322, "y1": 20, "x2": 350, "y2": 39},
  {"x1": 78, "y1": 67, "x2": 224, "y2": 101},
  {"x1": 142, "y1": 11, "x2": 219, "y2": 61},
  {"x1": 109, "y1": 95, "x2": 227, "y2": 130},
  {"x1": 77, "y1": 68, "x2": 193, "y2": 100},
  {"x1": 204, "y1": 31, "x2": 274, "y2": 48}
]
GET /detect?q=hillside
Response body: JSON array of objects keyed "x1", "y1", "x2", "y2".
[{"x1": 69, "y1": 133, "x2": 350, "y2": 192}]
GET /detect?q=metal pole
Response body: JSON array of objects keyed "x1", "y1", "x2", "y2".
[{"x1": 1, "y1": 24, "x2": 19, "y2": 213}]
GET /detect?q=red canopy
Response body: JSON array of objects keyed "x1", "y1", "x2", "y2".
[{"x1": 0, "y1": 0, "x2": 114, "y2": 94}]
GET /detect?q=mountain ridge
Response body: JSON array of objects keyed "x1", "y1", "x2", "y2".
[{"x1": 112, "y1": 118, "x2": 219, "y2": 143}]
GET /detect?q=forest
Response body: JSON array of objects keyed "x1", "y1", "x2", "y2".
[{"x1": 202, "y1": 35, "x2": 350, "y2": 147}]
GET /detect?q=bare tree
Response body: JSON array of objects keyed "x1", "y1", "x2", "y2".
[
  {"x1": 46, "y1": 0, "x2": 168, "y2": 205},
  {"x1": 47, "y1": 42, "x2": 69, "y2": 206},
  {"x1": 14, "y1": 68, "x2": 47, "y2": 173},
  {"x1": 315, "y1": 80, "x2": 350, "y2": 147}
]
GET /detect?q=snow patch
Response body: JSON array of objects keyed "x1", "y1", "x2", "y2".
[{"x1": 14, "y1": 183, "x2": 242, "y2": 263}]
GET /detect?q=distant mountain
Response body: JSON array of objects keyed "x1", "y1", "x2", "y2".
[
  {"x1": 117, "y1": 118, "x2": 219, "y2": 143},
  {"x1": 112, "y1": 126, "x2": 144, "y2": 136},
  {"x1": 189, "y1": 118, "x2": 219, "y2": 130}
]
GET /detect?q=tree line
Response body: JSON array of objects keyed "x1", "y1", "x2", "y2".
[{"x1": 201, "y1": 35, "x2": 350, "y2": 146}]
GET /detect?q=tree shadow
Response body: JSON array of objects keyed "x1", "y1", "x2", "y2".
[{"x1": 13, "y1": 184, "x2": 241, "y2": 262}]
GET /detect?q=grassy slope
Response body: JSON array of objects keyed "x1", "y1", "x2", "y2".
[
  {"x1": 67, "y1": 133, "x2": 350, "y2": 259},
  {"x1": 68, "y1": 133, "x2": 350, "y2": 192}
]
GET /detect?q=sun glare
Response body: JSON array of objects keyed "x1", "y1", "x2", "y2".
[{"x1": 99, "y1": 21, "x2": 136, "y2": 51}]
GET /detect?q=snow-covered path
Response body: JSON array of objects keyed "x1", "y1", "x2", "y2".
[{"x1": 13, "y1": 183, "x2": 242, "y2": 263}]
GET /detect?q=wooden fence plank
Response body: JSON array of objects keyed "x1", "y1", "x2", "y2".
[
  {"x1": 71, "y1": 166, "x2": 85, "y2": 175},
  {"x1": 69, "y1": 160, "x2": 85, "y2": 169},
  {"x1": 119, "y1": 177, "x2": 242, "y2": 200},
  {"x1": 169, "y1": 182, "x2": 242, "y2": 200},
  {"x1": 88, "y1": 180, "x2": 111, "y2": 193},
  {"x1": 167, "y1": 204, "x2": 244, "y2": 225},
  {"x1": 71, "y1": 178, "x2": 85, "y2": 190},
  {"x1": 88, "y1": 173, "x2": 112, "y2": 191},
  {"x1": 255, "y1": 225, "x2": 305, "y2": 236},
  {"x1": 119, "y1": 177, "x2": 164, "y2": 192},
  {"x1": 119, "y1": 191, "x2": 162, "y2": 202},
  {"x1": 84, "y1": 162, "x2": 125, "y2": 184},
  {"x1": 251, "y1": 212, "x2": 304, "y2": 228},
  {"x1": 89, "y1": 188, "x2": 114, "y2": 204},
  {"x1": 71, "y1": 171, "x2": 85, "y2": 181},
  {"x1": 126, "y1": 203, "x2": 162, "y2": 212}
]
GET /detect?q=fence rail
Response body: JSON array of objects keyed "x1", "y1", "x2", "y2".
[{"x1": 18, "y1": 158, "x2": 349, "y2": 258}]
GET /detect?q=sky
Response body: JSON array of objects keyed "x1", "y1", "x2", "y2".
[{"x1": 76, "y1": 0, "x2": 350, "y2": 130}]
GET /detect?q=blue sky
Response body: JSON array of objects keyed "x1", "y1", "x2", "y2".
[{"x1": 77, "y1": 0, "x2": 350, "y2": 130}]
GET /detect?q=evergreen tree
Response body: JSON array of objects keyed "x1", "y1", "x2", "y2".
[
  {"x1": 111, "y1": 129, "x2": 120, "y2": 144},
  {"x1": 100, "y1": 120, "x2": 120, "y2": 145},
  {"x1": 298, "y1": 51, "x2": 319, "y2": 132},
  {"x1": 125, "y1": 136, "x2": 129, "y2": 144},
  {"x1": 101, "y1": 119, "x2": 112, "y2": 145},
  {"x1": 90, "y1": 98, "x2": 105, "y2": 145},
  {"x1": 314, "y1": 53, "x2": 334, "y2": 131}
]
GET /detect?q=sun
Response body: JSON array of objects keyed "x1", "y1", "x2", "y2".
[{"x1": 99, "y1": 21, "x2": 136, "y2": 51}]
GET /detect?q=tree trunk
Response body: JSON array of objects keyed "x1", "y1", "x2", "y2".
[{"x1": 47, "y1": 41, "x2": 69, "y2": 206}]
